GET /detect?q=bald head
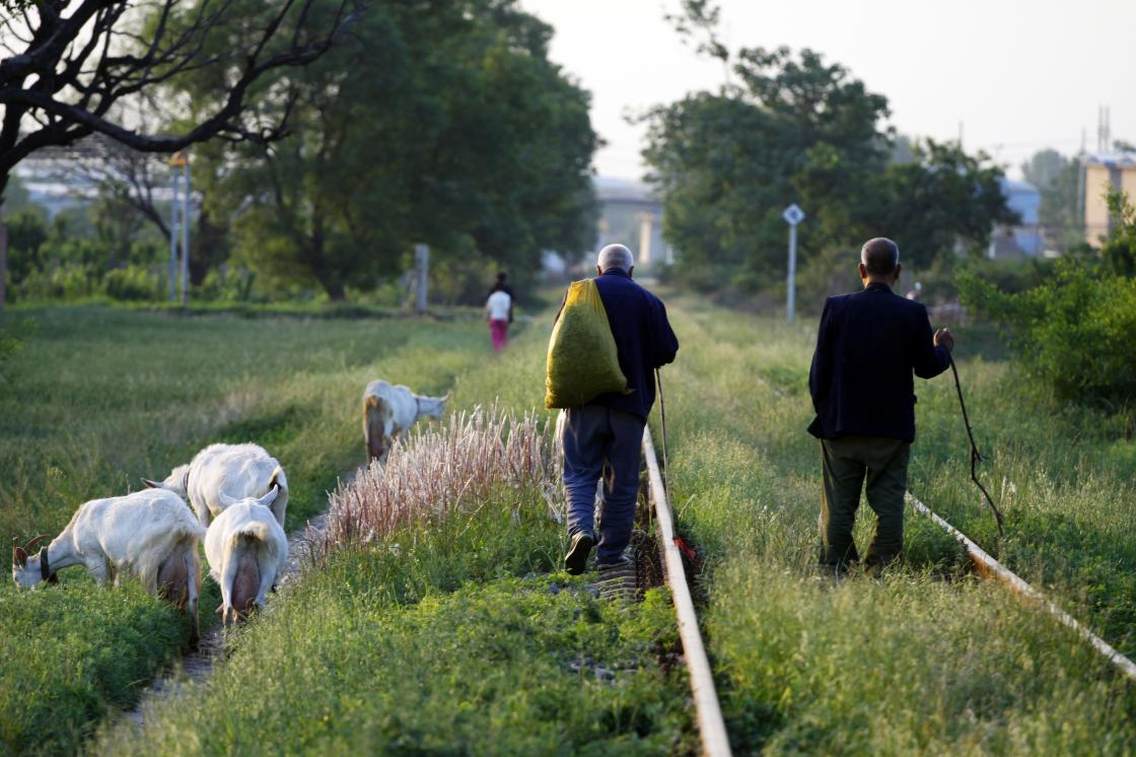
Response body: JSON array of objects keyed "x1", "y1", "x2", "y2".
[
  {"x1": 597, "y1": 244, "x2": 634, "y2": 273},
  {"x1": 860, "y1": 238, "x2": 900, "y2": 277}
]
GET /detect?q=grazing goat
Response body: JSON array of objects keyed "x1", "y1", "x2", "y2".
[
  {"x1": 145, "y1": 443, "x2": 288, "y2": 530},
  {"x1": 11, "y1": 488, "x2": 204, "y2": 642},
  {"x1": 204, "y1": 487, "x2": 288, "y2": 627},
  {"x1": 363, "y1": 380, "x2": 447, "y2": 461}
]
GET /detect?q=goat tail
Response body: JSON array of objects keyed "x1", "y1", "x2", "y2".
[{"x1": 232, "y1": 521, "x2": 274, "y2": 548}]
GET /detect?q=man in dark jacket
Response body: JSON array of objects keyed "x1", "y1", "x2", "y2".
[
  {"x1": 808, "y1": 237, "x2": 954, "y2": 571},
  {"x1": 561, "y1": 244, "x2": 679, "y2": 588}
]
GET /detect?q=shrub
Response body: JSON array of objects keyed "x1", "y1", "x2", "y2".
[
  {"x1": 961, "y1": 259, "x2": 1136, "y2": 404},
  {"x1": 103, "y1": 265, "x2": 162, "y2": 301}
]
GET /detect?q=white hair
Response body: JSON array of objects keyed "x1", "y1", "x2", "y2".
[{"x1": 597, "y1": 244, "x2": 634, "y2": 272}]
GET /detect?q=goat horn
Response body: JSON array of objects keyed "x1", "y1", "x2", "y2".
[{"x1": 23, "y1": 534, "x2": 48, "y2": 552}]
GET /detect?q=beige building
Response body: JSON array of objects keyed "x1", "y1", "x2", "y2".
[{"x1": 1083, "y1": 152, "x2": 1136, "y2": 246}]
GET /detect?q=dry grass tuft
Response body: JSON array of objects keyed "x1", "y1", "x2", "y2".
[{"x1": 320, "y1": 406, "x2": 559, "y2": 557}]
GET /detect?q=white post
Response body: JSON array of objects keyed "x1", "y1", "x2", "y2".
[
  {"x1": 168, "y1": 168, "x2": 180, "y2": 302},
  {"x1": 180, "y1": 162, "x2": 191, "y2": 306},
  {"x1": 786, "y1": 222, "x2": 798, "y2": 323},
  {"x1": 782, "y1": 203, "x2": 805, "y2": 323},
  {"x1": 414, "y1": 244, "x2": 429, "y2": 314}
]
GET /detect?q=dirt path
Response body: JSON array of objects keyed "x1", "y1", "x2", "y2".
[{"x1": 124, "y1": 486, "x2": 345, "y2": 727}]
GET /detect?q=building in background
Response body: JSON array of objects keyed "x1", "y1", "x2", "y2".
[
  {"x1": 1081, "y1": 151, "x2": 1136, "y2": 246},
  {"x1": 593, "y1": 176, "x2": 673, "y2": 268},
  {"x1": 988, "y1": 178, "x2": 1043, "y2": 259}
]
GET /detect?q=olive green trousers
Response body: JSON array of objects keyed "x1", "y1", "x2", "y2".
[{"x1": 819, "y1": 435, "x2": 911, "y2": 569}]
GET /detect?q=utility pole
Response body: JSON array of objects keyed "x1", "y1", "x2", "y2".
[
  {"x1": 414, "y1": 244, "x2": 429, "y2": 314},
  {"x1": 782, "y1": 204, "x2": 805, "y2": 323},
  {"x1": 168, "y1": 159, "x2": 180, "y2": 301},
  {"x1": 168, "y1": 151, "x2": 191, "y2": 305},
  {"x1": 180, "y1": 159, "x2": 191, "y2": 306}
]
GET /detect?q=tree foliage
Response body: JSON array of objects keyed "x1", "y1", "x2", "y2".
[
  {"x1": 642, "y1": 4, "x2": 1014, "y2": 293},
  {"x1": 962, "y1": 190, "x2": 1136, "y2": 405},
  {"x1": 1022, "y1": 148, "x2": 1081, "y2": 251},
  {"x1": 167, "y1": 0, "x2": 597, "y2": 299}
]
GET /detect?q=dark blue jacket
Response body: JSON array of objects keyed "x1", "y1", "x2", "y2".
[
  {"x1": 584, "y1": 269, "x2": 679, "y2": 420},
  {"x1": 808, "y1": 282, "x2": 949, "y2": 443}
]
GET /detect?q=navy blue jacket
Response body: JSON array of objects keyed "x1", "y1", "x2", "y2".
[
  {"x1": 580, "y1": 269, "x2": 678, "y2": 420},
  {"x1": 808, "y1": 282, "x2": 949, "y2": 443}
]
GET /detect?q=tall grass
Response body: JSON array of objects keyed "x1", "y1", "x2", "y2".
[
  {"x1": 322, "y1": 406, "x2": 556, "y2": 555},
  {"x1": 659, "y1": 296, "x2": 1136, "y2": 752}
]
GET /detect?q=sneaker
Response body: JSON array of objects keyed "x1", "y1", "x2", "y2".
[
  {"x1": 594, "y1": 556, "x2": 638, "y2": 602},
  {"x1": 564, "y1": 531, "x2": 596, "y2": 575}
]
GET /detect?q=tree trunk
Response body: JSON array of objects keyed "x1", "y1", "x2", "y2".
[{"x1": 322, "y1": 277, "x2": 346, "y2": 301}]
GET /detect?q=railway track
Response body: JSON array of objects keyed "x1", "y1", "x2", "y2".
[
  {"x1": 642, "y1": 426, "x2": 732, "y2": 757},
  {"x1": 907, "y1": 492, "x2": 1136, "y2": 683}
]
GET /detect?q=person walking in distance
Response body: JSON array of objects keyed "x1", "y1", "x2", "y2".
[
  {"x1": 808, "y1": 238, "x2": 954, "y2": 574},
  {"x1": 560, "y1": 244, "x2": 679, "y2": 596},
  {"x1": 491, "y1": 271, "x2": 515, "y2": 324},
  {"x1": 485, "y1": 279, "x2": 512, "y2": 352}
]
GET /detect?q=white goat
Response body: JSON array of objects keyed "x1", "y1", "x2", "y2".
[
  {"x1": 204, "y1": 487, "x2": 288, "y2": 626},
  {"x1": 363, "y1": 380, "x2": 447, "y2": 461},
  {"x1": 10, "y1": 488, "x2": 205, "y2": 641},
  {"x1": 145, "y1": 443, "x2": 288, "y2": 530}
]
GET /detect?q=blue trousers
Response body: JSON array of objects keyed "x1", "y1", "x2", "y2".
[{"x1": 562, "y1": 405, "x2": 645, "y2": 564}]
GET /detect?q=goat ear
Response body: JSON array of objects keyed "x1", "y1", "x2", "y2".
[
  {"x1": 257, "y1": 485, "x2": 280, "y2": 508},
  {"x1": 13, "y1": 546, "x2": 27, "y2": 567},
  {"x1": 141, "y1": 478, "x2": 163, "y2": 489}
]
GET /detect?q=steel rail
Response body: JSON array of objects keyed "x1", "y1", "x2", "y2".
[
  {"x1": 907, "y1": 492, "x2": 1136, "y2": 683},
  {"x1": 642, "y1": 426, "x2": 733, "y2": 756}
]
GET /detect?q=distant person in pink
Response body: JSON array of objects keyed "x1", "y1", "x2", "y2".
[{"x1": 485, "y1": 283, "x2": 512, "y2": 352}]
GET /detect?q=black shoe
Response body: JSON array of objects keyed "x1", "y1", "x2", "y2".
[{"x1": 564, "y1": 531, "x2": 596, "y2": 575}]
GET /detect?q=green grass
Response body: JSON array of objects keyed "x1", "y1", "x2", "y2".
[
  {"x1": 92, "y1": 311, "x2": 693, "y2": 755},
  {"x1": 97, "y1": 495, "x2": 692, "y2": 755},
  {"x1": 659, "y1": 297, "x2": 1136, "y2": 752},
  {"x1": 0, "y1": 304, "x2": 490, "y2": 754},
  {"x1": 8, "y1": 293, "x2": 1136, "y2": 755}
]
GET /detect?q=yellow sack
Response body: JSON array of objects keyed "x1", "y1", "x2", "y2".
[{"x1": 545, "y1": 279, "x2": 629, "y2": 409}]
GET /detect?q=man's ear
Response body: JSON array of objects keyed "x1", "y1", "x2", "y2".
[
  {"x1": 893, "y1": 263, "x2": 903, "y2": 283},
  {"x1": 596, "y1": 265, "x2": 603, "y2": 276},
  {"x1": 628, "y1": 265, "x2": 634, "y2": 279},
  {"x1": 858, "y1": 262, "x2": 868, "y2": 280}
]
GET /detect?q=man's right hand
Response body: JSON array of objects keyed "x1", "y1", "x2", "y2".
[{"x1": 934, "y1": 328, "x2": 954, "y2": 352}]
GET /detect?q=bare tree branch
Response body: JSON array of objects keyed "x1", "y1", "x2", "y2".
[{"x1": 0, "y1": 0, "x2": 356, "y2": 183}]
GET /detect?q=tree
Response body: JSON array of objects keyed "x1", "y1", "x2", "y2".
[
  {"x1": 643, "y1": 2, "x2": 1013, "y2": 294},
  {"x1": 642, "y1": 45, "x2": 891, "y2": 290},
  {"x1": 1022, "y1": 148, "x2": 1081, "y2": 252},
  {"x1": 0, "y1": 0, "x2": 354, "y2": 307},
  {"x1": 863, "y1": 139, "x2": 1018, "y2": 268},
  {"x1": 178, "y1": 0, "x2": 596, "y2": 300}
]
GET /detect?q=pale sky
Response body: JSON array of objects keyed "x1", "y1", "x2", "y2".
[{"x1": 519, "y1": 0, "x2": 1136, "y2": 180}]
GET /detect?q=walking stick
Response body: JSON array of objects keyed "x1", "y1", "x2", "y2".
[
  {"x1": 948, "y1": 353, "x2": 1005, "y2": 538},
  {"x1": 655, "y1": 368, "x2": 670, "y2": 493}
]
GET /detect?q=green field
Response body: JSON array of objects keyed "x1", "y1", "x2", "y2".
[
  {"x1": 660, "y1": 298, "x2": 1136, "y2": 752},
  {"x1": 3, "y1": 298, "x2": 1135, "y2": 754},
  {"x1": 0, "y1": 305, "x2": 491, "y2": 754}
]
